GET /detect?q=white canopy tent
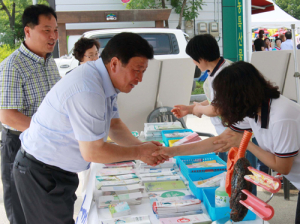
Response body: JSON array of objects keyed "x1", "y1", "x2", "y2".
[{"x1": 252, "y1": 4, "x2": 300, "y2": 29}]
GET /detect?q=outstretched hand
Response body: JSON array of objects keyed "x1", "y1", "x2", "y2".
[
  {"x1": 137, "y1": 142, "x2": 169, "y2": 166},
  {"x1": 213, "y1": 128, "x2": 243, "y2": 153},
  {"x1": 152, "y1": 146, "x2": 177, "y2": 158},
  {"x1": 171, "y1": 105, "x2": 190, "y2": 118}
]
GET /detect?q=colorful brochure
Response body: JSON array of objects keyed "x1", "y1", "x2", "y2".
[{"x1": 145, "y1": 180, "x2": 187, "y2": 192}]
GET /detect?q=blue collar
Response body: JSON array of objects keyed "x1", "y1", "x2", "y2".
[{"x1": 95, "y1": 58, "x2": 120, "y2": 98}]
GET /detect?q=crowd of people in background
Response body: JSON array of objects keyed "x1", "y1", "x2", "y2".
[{"x1": 253, "y1": 29, "x2": 295, "y2": 52}]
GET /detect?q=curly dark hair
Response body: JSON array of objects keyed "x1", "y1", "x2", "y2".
[
  {"x1": 211, "y1": 61, "x2": 280, "y2": 127},
  {"x1": 186, "y1": 34, "x2": 220, "y2": 62},
  {"x1": 73, "y1": 38, "x2": 100, "y2": 62}
]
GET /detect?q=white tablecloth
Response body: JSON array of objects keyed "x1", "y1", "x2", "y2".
[{"x1": 77, "y1": 163, "x2": 269, "y2": 224}]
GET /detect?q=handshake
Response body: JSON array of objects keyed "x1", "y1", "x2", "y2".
[{"x1": 137, "y1": 141, "x2": 175, "y2": 166}]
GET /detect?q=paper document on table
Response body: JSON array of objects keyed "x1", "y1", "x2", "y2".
[{"x1": 101, "y1": 215, "x2": 151, "y2": 224}]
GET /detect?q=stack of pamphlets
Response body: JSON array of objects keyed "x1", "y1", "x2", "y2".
[
  {"x1": 102, "y1": 184, "x2": 145, "y2": 196},
  {"x1": 153, "y1": 199, "x2": 201, "y2": 214},
  {"x1": 139, "y1": 167, "x2": 175, "y2": 174},
  {"x1": 98, "y1": 192, "x2": 143, "y2": 208},
  {"x1": 140, "y1": 175, "x2": 182, "y2": 185},
  {"x1": 96, "y1": 178, "x2": 140, "y2": 190},
  {"x1": 96, "y1": 167, "x2": 140, "y2": 190},
  {"x1": 159, "y1": 213, "x2": 211, "y2": 224},
  {"x1": 172, "y1": 132, "x2": 202, "y2": 147},
  {"x1": 101, "y1": 215, "x2": 151, "y2": 224},
  {"x1": 98, "y1": 167, "x2": 136, "y2": 176},
  {"x1": 145, "y1": 180, "x2": 187, "y2": 192},
  {"x1": 148, "y1": 189, "x2": 192, "y2": 200},
  {"x1": 187, "y1": 160, "x2": 225, "y2": 168},
  {"x1": 144, "y1": 122, "x2": 183, "y2": 139},
  {"x1": 109, "y1": 202, "x2": 131, "y2": 218},
  {"x1": 139, "y1": 158, "x2": 176, "y2": 169},
  {"x1": 193, "y1": 172, "x2": 226, "y2": 188},
  {"x1": 96, "y1": 173, "x2": 138, "y2": 182},
  {"x1": 103, "y1": 161, "x2": 136, "y2": 168}
]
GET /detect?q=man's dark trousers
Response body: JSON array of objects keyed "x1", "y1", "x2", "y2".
[
  {"x1": 1, "y1": 128, "x2": 26, "y2": 224},
  {"x1": 13, "y1": 149, "x2": 79, "y2": 224}
]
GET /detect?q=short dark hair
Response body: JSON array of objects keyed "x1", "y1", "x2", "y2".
[
  {"x1": 211, "y1": 61, "x2": 280, "y2": 127},
  {"x1": 186, "y1": 34, "x2": 220, "y2": 63},
  {"x1": 258, "y1": 30, "x2": 264, "y2": 39},
  {"x1": 285, "y1": 31, "x2": 292, "y2": 39},
  {"x1": 73, "y1": 38, "x2": 100, "y2": 62},
  {"x1": 275, "y1": 38, "x2": 282, "y2": 43},
  {"x1": 22, "y1": 4, "x2": 57, "y2": 29},
  {"x1": 101, "y1": 32, "x2": 154, "y2": 65}
]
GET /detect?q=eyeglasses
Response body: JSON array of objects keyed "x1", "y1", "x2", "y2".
[{"x1": 84, "y1": 53, "x2": 100, "y2": 59}]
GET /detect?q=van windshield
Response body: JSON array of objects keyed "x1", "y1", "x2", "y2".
[{"x1": 95, "y1": 33, "x2": 179, "y2": 55}]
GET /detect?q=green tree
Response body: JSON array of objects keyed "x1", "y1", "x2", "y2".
[
  {"x1": 171, "y1": 0, "x2": 204, "y2": 29},
  {"x1": 0, "y1": 0, "x2": 49, "y2": 47},
  {"x1": 126, "y1": 0, "x2": 169, "y2": 27},
  {"x1": 275, "y1": 0, "x2": 300, "y2": 20},
  {"x1": 126, "y1": 0, "x2": 204, "y2": 29}
]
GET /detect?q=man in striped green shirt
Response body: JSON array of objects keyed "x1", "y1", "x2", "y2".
[{"x1": 0, "y1": 5, "x2": 60, "y2": 224}]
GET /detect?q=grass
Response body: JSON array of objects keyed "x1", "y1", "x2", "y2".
[{"x1": 192, "y1": 81, "x2": 204, "y2": 95}]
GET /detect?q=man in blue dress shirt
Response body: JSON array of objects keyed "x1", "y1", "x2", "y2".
[{"x1": 13, "y1": 33, "x2": 165, "y2": 224}]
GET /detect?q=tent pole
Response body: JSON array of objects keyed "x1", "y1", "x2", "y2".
[{"x1": 291, "y1": 24, "x2": 300, "y2": 104}]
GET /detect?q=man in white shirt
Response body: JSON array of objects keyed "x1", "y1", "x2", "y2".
[{"x1": 281, "y1": 31, "x2": 293, "y2": 50}]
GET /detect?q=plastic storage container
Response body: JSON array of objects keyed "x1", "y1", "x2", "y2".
[
  {"x1": 161, "y1": 129, "x2": 193, "y2": 147},
  {"x1": 177, "y1": 154, "x2": 227, "y2": 178},
  {"x1": 186, "y1": 171, "x2": 224, "y2": 200},
  {"x1": 203, "y1": 188, "x2": 256, "y2": 221}
]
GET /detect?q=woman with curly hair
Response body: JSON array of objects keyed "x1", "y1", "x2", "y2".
[
  {"x1": 153, "y1": 61, "x2": 300, "y2": 224},
  {"x1": 73, "y1": 37, "x2": 100, "y2": 64}
]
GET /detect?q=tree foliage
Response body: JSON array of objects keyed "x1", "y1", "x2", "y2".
[
  {"x1": 171, "y1": 0, "x2": 204, "y2": 22},
  {"x1": 275, "y1": 0, "x2": 300, "y2": 20},
  {"x1": 126, "y1": 0, "x2": 163, "y2": 9},
  {"x1": 0, "y1": 0, "x2": 49, "y2": 47},
  {"x1": 126, "y1": 0, "x2": 204, "y2": 29}
]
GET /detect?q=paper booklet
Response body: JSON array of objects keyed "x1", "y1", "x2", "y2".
[
  {"x1": 159, "y1": 213, "x2": 211, "y2": 224},
  {"x1": 172, "y1": 132, "x2": 202, "y2": 147},
  {"x1": 144, "y1": 122, "x2": 183, "y2": 133},
  {"x1": 138, "y1": 171, "x2": 176, "y2": 178},
  {"x1": 96, "y1": 173, "x2": 138, "y2": 182},
  {"x1": 153, "y1": 199, "x2": 202, "y2": 214},
  {"x1": 187, "y1": 160, "x2": 225, "y2": 168},
  {"x1": 109, "y1": 201, "x2": 131, "y2": 218},
  {"x1": 102, "y1": 184, "x2": 145, "y2": 195},
  {"x1": 156, "y1": 209, "x2": 204, "y2": 219},
  {"x1": 145, "y1": 180, "x2": 187, "y2": 192},
  {"x1": 96, "y1": 178, "x2": 140, "y2": 190},
  {"x1": 101, "y1": 215, "x2": 151, "y2": 224},
  {"x1": 147, "y1": 189, "x2": 191, "y2": 199},
  {"x1": 104, "y1": 161, "x2": 136, "y2": 168},
  {"x1": 193, "y1": 172, "x2": 226, "y2": 188},
  {"x1": 141, "y1": 175, "x2": 182, "y2": 185},
  {"x1": 150, "y1": 194, "x2": 196, "y2": 204},
  {"x1": 139, "y1": 168, "x2": 175, "y2": 174},
  {"x1": 98, "y1": 167, "x2": 136, "y2": 176},
  {"x1": 98, "y1": 192, "x2": 143, "y2": 208},
  {"x1": 139, "y1": 158, "x2": 176, "y2": 169}
]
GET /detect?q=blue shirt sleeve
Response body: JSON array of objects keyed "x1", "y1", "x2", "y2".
[{"x1": 63, "y1": 91, "x2": 107, "y2": 141}]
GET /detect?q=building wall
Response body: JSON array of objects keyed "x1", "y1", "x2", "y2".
[{"x1": 55, "y1": 0, "x2": 223, "y2": 55}]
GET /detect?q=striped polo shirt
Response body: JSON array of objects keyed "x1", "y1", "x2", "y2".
[
  {"x1": 0, "y1": 43, "x2": 61, "y2": 131},
  {"x1": 230, "y1": 95, "x2": 300, "y2": 190}
]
